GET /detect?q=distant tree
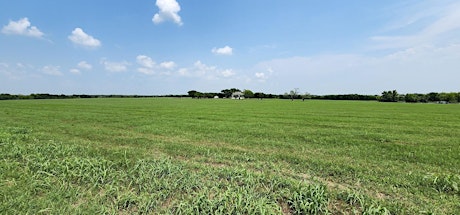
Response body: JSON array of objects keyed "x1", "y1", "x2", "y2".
[
  {"x1": 427, "y1": 92, "x2": 440, "y2": 102},
  {"x1": 230, "y1": 88, "x2": 240, "y2": 93},
  {"x1": 221, "y1": 89, "x2": 232, "y2": 98},
  {"x1": 302, "y1": 92, "x2": 312, "y2": 101},
  {"x1": 243, "y1": 89, "x2": 254, "y2": 98},
  {"x1": 195, "y1": 92, "x2": 204, "y2": 98},
  {"x1": 404, "y1": 94, "x2": 419, "y2": 103},
  {"x1": 379, "y1": 90, "x2": 399, "y2": 102},
  {"x1": 439, "y1": 92, "x2": 458, "y2": 103},
  {"x1": 254, "y1": 92, "x2": 266, "y2": 99},
  {"x1": 188, "y1": 90, "x2": 198, "y2": 98},
  {"x1": 188, "y1": 90, "x2": 205, "y2": 98},
  {"x1": 203, "y1": 92, "x2": 217, "y2": 98},
  {"x1": 289, "y1": 88, "x2": 299, "y2": 101}
]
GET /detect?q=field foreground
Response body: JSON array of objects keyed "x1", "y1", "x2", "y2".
[{"x1": 1, "y1": 98, "x2": 459, "y2": 214}]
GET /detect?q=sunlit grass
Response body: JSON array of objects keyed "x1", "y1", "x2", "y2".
[{"x1": 1, "y1": 98, "x2": 459, "y2": 214}]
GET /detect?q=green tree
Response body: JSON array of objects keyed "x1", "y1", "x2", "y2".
[
  {"x1": 187, "y1": 90, "x2": 198, "y2": 98},
  {"x1": 379, "y1": 90, "x2": 399, "y2": 102},
  {"x1": 440, "y1": 92, "x2": 458, "y2": 103},
  {"x1": 405, "y1": 94, "x2": 419, "y2": 103},
  {"x1": 243, "y1": 89, "x2": 254, "y2": 98},
  {"x1": 221, "y1": 89, "x2": 232, "y2": 98},
  {"x1": 427, "y1": 92, "x2": 440, "y2": 102},
  {"x1": 254, "y1": 92, "x2": 266, "y2": 99}
]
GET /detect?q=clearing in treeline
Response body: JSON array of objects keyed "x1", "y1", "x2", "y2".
[{"x1": 1, "y1": 98, "x2": 459, "y2": 214}]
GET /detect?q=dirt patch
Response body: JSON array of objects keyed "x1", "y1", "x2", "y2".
[{"x1": 278, "y1": 200, "x2": 291, "y2": 215}]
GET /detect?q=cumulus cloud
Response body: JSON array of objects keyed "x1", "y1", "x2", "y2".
[
  {"x1": 160, "y1": 61, "x2": 176, "y2": 69},
  {"x1": 176, "y1": 60, "x2": 235, "y2": 79},
  {"x1": 68, "y1": 28, "x2": 101, "y2": 48},
  {"x1": 101, "y1": 59, "x2": 129, "y2": 72},
  {"x1": 193, "y1": 61, "x2": 216, "y2": 76},
  {"x1": 42, "y1": 65, "x2": 63, "y2": 76},
  {"x1": 177, "y1": 68, "x2": 189, "y2": 76},
  {"x1": 136, "y1": 55, "x2": 156, "y2": 68},
  {"x1": 255, "y1": 72, "x2": 266, "y2": 79},
  {"x1": 136, "y1": 55, "x2": 155, "y2": 75},
  {"x1": 69, "y1": 61, "x2": 92, "y2": 75},
  {"x1": 135, "y1": 55, "x2": 176, "y2": 75},
  {"x1": 77, "y1": 61, "x2": 92, "y2": 70},
  {"x1": 212, "y1": 46, "x2": 233, "y2": 55},
  {"x1": 69, "y1": 69, "x2": 81, "y2": 74},
  {"x1": 221, "y1": 69, "x2": 235, "y2": 77},
  {"x1": 1, "y1": 17, "x2": 44, "y2": 38},
  {"x1": 152, "y1": 0, "x2": 183, "y2": 26}
]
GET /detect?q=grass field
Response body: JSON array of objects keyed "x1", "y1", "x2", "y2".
[{"x1": 1, "y1": 98, "x2": 459, "y2": 214}]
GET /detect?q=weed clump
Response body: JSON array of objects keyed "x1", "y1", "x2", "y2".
[
  {"x1": 423, "y1": 173, "x2": 460, "y2": 194},
  {"x1": 288, "y1": 184, "x2": 329, "y2": 214}
]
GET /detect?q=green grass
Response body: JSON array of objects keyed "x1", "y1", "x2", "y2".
[{"x1": 1, "y1": 98, "x2": 459, "y2": 214}]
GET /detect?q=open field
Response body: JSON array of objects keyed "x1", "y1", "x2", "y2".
[{"x1": 1, "y1": 98, "x2": 459, "y2": 214}]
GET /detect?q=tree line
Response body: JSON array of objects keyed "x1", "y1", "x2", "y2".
[
  {"x1": 0, "y1": 94, "x2": 161, "y2": 100},
  {"x1": 378, "y1": 90, "x2": 460, "y2": 103},
  {"x1": 1, "y1": 90, "x2": 459, "y2": 103}
]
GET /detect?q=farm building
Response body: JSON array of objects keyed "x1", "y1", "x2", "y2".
[{"x1": 231, "y1": 92, "x2": 244, "y2": 99}]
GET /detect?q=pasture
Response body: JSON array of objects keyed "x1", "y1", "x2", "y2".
[{"x1": 1, "y1": 98, "x2": 459, "y2": 214}]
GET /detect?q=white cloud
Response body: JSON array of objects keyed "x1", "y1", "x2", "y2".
[
  {"x1": 253, "y1": 43, "x2": 460, "y2": 94},
  {"x1": 137, "y1": 67, "x2": 155, "y2": 75},
  {"x1": 68, "y1": 28, "x2": 101, "y2": 48},
  {"x1": 177, "y1": 68, "x2": 189, "y2": 76},
  {"x1": 135, "y1": 55, "x2": 176, "y2": 75},
  {"x1": 0, "y1": 63, "x2": 36, "y2": 80},
  {"x1": 1, "y1": 17, "x2": 44, "y2": 38},
  {"x1": 42, "y1": 65, "x2": 63, "y2": 76},
  {"x1": 371, "y1": 1, "x2": 460, "y2": 50},
  {"x1": 178, "y1": 60, "x2": 236, "y2": 80},
  {"x1": 77, "y1": 61, "x2": 92, "y2": 70},
  {"x1": 101, "y1": 59, "x2": 129, "y2": 72},
  {"x1": 69, "y1": 69, "x2": 81, "y2": 74},
  {"x1": 160, "y1": 61, "x2": 176, "y2": 69},
  {"x1": 255, "y1": 72, "x2": 266, "y2": 79},
  {"x1": 152, "y1": 0, "x2": 183, "y2": 26},
  {"x1": 254, "y1": 67, "x2": 274, "y2": 82},
  {"x1": 212, "y1": 46, "x2": 233, "y2": 55},
  {"x1": 136, "y1": 55, "x2": 156, "y2": 75},
  {"x1": 193, "y1": 61, "x2": 216, "y2": 76},
  {"x1": 136, "y1": 55, "x2": 156, "y2": 68},
  {"x1": 221, "y1": 69, "x2": 235, "y2": 77}
]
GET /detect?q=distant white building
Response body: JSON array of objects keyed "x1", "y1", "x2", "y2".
[{"x1": 231, "y1": 91, "x2": 244, "y2": 99}]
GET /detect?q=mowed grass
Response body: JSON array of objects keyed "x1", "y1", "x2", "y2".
[{"x1": 1, "y1": 98, "x2": 459, "y2": 214}]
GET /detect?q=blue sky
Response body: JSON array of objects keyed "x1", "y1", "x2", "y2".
[{"x1": 1, "y1": 0, "x2": 460, "y2": 95}]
